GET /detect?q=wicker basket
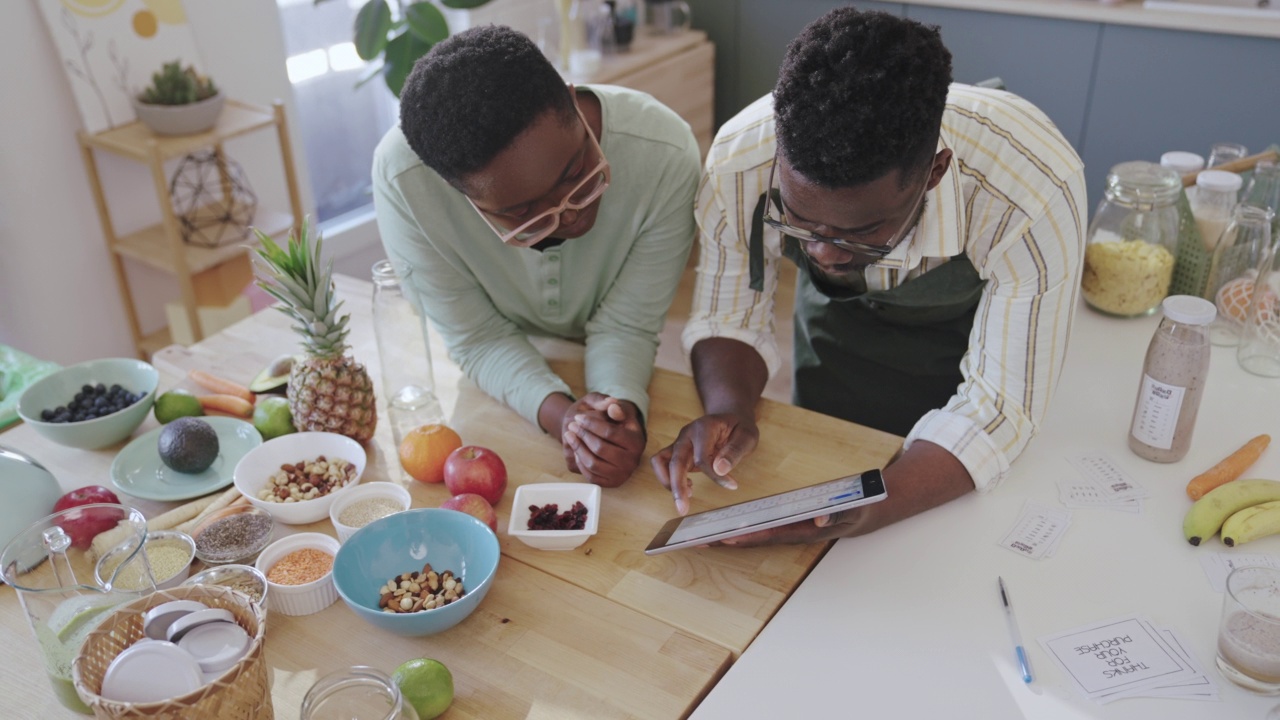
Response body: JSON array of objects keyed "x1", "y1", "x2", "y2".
[{"x1": 72, "y1": 584, "x2": 272, "y2": 720}]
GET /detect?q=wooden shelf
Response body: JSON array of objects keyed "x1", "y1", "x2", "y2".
[
  {"x1": 79, "y1": 98, "x2": 304, "y2": 357},
  {"x1": 139, "y1": 326, "x2": 173, "y2": 358},
  {"x1": 80, "y1": 100, "x2": 277, "y2": 162},
  {"x1": 111, "y1": 208, "x2": 293, "y2": 275}
]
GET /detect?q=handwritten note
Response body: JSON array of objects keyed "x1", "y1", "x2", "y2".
[{"x1": 1038, "y1": 615, "x2": 1216, "y2": 703}]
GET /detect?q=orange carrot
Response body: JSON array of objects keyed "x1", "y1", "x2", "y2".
[
  {"x1": 197, "y1": 394, "x2": 254, "y2": 418},
  {"x1": 189, "y1": 370, "x2": 254, "y2": 404},
  {"x1": 1186, "y1": 434, "x2": 1272, "y2": 500}
]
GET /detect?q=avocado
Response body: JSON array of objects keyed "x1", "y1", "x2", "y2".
[
  {"x1": 248, "y1": 354, "x2": 295, "y2": 395},
  {"x1": 157, "y1": 417, "x2": 219, "y2": 474}
]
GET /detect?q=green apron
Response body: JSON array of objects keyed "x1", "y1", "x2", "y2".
[{"x1": 749, "y1": 191, "x2": 986, "y2": 437}]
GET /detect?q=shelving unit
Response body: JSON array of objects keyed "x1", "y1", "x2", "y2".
[{"x1": 77, "y1": 98, "x2": 304, "y2": 359}]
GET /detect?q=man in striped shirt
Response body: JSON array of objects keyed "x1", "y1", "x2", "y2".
[{"x1": 652, "y1": 8, "x2": 1087, "y2": 544}]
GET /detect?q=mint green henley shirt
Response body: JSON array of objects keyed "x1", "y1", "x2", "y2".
[{"x1": 372, "y1": 85, "x2": 699, "y2": 428}]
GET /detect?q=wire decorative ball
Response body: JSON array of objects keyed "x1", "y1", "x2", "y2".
[{"x1": 169, "y1": 149, "x2": 258, "y2": 248}]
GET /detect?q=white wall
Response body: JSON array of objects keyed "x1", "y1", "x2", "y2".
[{"x1": 0, "y1": 1, "x2": 313, "y2": 365}]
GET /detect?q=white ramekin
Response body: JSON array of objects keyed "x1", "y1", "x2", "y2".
[
  {"x1": 254, "y1": 532, "x2": 340, "y2": 616},
  {"x1": 329, "y1": 481, "x2": 413, "y2": 543}
]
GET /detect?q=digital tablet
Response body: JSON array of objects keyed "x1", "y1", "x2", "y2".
[{"x1": 644, "y1": 469, "x2": 887, "y2": 554}]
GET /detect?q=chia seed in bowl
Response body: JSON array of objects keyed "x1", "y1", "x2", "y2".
[{"x1": 191, "y1": 505, "x2": 275, "y2": 565}]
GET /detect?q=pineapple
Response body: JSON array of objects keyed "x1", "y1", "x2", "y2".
[{"x1": 252, "y1": 221, "x2": 377, "y2": 443}]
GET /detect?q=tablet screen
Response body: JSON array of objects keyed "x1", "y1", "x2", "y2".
[{"x1": 666, "y1": 474, "x2": 871, "y2": 545}]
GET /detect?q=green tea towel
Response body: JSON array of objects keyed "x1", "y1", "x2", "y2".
[{"x1": 0, "y1": 345, "x2": 60, "y2": 430}]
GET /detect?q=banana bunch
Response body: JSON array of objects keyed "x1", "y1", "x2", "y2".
[{"x1": 1183, "y1": 479, "x2": 1280, "y2": 546}]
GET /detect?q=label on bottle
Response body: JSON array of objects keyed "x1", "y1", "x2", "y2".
[{"x1": 1130, "y1": 374, "x2": 1186, "y2": 450}]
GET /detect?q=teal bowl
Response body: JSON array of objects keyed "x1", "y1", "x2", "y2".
[
  {"x1": 332, "y1": 508, "x2": 499, "y2": 637},
  {"x1": 16, "y1": 358, "x2": 159, "y2": 450}
]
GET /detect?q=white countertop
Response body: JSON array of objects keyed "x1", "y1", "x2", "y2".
[
  {"x1": 902, "y1": 0, "x2": 1280, "y2": 39},
  {"x1": 692, "y1": 300, "x2": 1280, "y2": 719}
]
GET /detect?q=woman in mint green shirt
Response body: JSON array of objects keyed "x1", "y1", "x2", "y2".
[{"x1": 372, "y1": 25, "x2": 699, "y2": 487}]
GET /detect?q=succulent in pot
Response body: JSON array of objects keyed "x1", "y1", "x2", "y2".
[{"x1": 132, "y1": 60, "x2": 225, "y2": 136}]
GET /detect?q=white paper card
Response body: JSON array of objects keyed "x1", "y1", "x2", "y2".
[
  {"x1": 1057, "y1": 478, "x2": 1142, "y2": 513},
  {"x1": 1067, "y1": 453, "x2": 1149, "y2": 502},
  {"x1": 998, "y1": 501, "x2": 1072, "y2": 560},
  {"x1": 1038, "y1": 615, "x2": 1192, "y2": 699},
  {"x1": 1199, "y1": 552, "x2": 1280, "y2": 592}
]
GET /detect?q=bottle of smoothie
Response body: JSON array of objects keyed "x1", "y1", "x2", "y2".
[{"x1": 1128, "y1": 295, "x2": 1216, "y2": 463}]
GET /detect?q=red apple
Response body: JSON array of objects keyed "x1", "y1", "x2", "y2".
[
  {"x1": 443, "y1": 446, "x2": 507, "y2": 505},
  {"x1": 440, "y1": 493, "x2": 498, "y2": 534},
  {"x1": 52, "y1": 485, "x2": 121, "y2": 549}
]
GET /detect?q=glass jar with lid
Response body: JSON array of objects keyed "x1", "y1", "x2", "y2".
[
  {"x1": 1189, "y1": 170, "x2": 1243, "y2": 254},
  {"x1": 301, "y1": 665, "x2": 420, "y2": 720},
  {"x1": 1082, "y1": 161, "x2": 1183, "y2": 317}
]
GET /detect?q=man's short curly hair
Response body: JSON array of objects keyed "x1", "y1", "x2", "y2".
[
  {"x1": 399, "y1": 25, "x2": 574, "y2": 188},
  {"x1": 774, "y1": 8, "x2": 952, "y2": 189}
]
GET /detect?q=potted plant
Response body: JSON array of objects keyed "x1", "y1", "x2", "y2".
[
  {"x1": 131, "y1": 60, "x2": 225, "y2": 136},
  {"x1": 316, "y1": 0, "x2": 493, "y2": 97}
]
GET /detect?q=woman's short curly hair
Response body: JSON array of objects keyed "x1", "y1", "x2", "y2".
[
  {"x1": 774, "y1": 8, "x2": 952, "y2": 189},
  {"x1": 399, "y1": 25, "x2": 574, "y2": 187}
]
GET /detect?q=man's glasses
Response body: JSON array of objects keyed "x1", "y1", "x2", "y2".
[
  {"x1": 761, "y1": 157, "x2": 927, "y2": 259},
  {"x1": 469, "y1": 89, "x2": 611, "y2": 248}
]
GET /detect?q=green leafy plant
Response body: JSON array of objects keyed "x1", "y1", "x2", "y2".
[
  {"x1": 315, "y1": 0, "x2": 493, "y2": 98},
  {"x1": 137, "y1": 60, "x2": 218, "y2": 106}
]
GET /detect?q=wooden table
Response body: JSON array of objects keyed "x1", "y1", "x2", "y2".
[{"x1": 0, "y1": 275, "x2": 901, "y2": 718}]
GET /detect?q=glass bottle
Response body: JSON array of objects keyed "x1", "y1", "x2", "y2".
[
  {"x1": 1207, "y1": 142, "x2": 1249, "y2": 169},
  {"x1": 1160, "y1": 151, "x2": 1205, "y2": 176},
  {"x1": 1189, "y1": 170, "x2": 1243, "y2": 254},
  {"x1": 1082, "y1": 162, "x2": 1182, "y2": 317},
  {"x1": 372, "y1": 259, "x2": 442, "y2": 449},
  {"x1": 1128, "y1": 295, "x2": 1216, "y2": 463},
  {"x1": 1204, "y1": 204, "x2": 1274, "y2": 346},
  {"x1": 1242, "y1": 159, "x2": 1280, "y2": 238},
  {"x1": 1238, "y1": 241, "x2": 1280, "y2": 378},
  {"x1": 300, "y1": 666, "x2": 419, "y2": 720}
]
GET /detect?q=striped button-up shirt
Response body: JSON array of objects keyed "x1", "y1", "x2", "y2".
[{"x1": 683, "y1": 85, "x2": 1088, "y2": 492}]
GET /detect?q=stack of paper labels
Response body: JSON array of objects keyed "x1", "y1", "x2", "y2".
[
  {"x1": 1038, "y1": 614, "x2": 1219, "y2": 704},
  {"x1": 999, "y1": 500, "x2": 1072, "y2": 560},
  {"x1": 1057, "y1": 452, "x2": 1150, "y2": 513}
]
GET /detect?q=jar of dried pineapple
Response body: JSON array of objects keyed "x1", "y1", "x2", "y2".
[{"x1": 1081, "y1": 162, "x2": 1183, "y2": 317}]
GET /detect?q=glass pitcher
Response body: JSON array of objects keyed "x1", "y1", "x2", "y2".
[
  {"x1": 0, "y1": 504, "x2": 153, "y2": 714},
  {"x1": 301, "y1": 666, "x2": 419, "y2": 720},
  {"x1": 372, "y1": 259, "x2": 443, "y2": 450}
]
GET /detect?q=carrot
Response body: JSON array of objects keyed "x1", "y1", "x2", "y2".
[
  {"x1": 189, "y1": 370, "x2": 254, "y2": 404},
  {"x1": 197, "y1": 393, "x2": 254, "y2": 418},
  {"x1": 1186, "y1": 434, "x2": 1272, "y2": 500}
]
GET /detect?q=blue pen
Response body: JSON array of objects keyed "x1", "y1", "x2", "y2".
[
  {"x1": 829, "y1": 492, "x2": 855, "y2": 501},
  {"x1": 998, "y1": 576, "x2": 1034, "y2": 684}
]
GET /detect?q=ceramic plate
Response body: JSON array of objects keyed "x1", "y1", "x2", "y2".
[{"x1": 110, "y1": 418, "x2": 262, "y2": 501}]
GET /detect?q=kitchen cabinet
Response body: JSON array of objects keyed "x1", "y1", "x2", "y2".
[{"x1": 687, "y1": 0, "x2": 1280, "y2": 209}]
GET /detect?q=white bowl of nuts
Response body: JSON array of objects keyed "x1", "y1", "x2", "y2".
[
  {"x1": 232, "y1": 432, "x2": 367, "y2": 525},
  {"x1": 329, "y1": 481, "x2": 413, "y2": 543}
]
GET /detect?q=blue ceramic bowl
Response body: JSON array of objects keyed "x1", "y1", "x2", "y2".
[
  {"x1": 16, "y1": 359, "x2": 159, "y2": 450},
  {"x1": 332, "y1": 508, "x2": 499, "y2": 637}
]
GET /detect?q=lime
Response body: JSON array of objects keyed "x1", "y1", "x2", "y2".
[
  {"x1": 252, "y1": 396, "x2": 296, "y2": 440},
  {"x1": 154, "y1": 389, "x2": 204, "y2": 424},
  {"x1": 392, "y1": 657, "x2": 453, "y2": 720}
]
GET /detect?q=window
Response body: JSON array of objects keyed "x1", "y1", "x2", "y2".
[{"x1": 277, "y1": 0, "x2": 399, "y2": 223}]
